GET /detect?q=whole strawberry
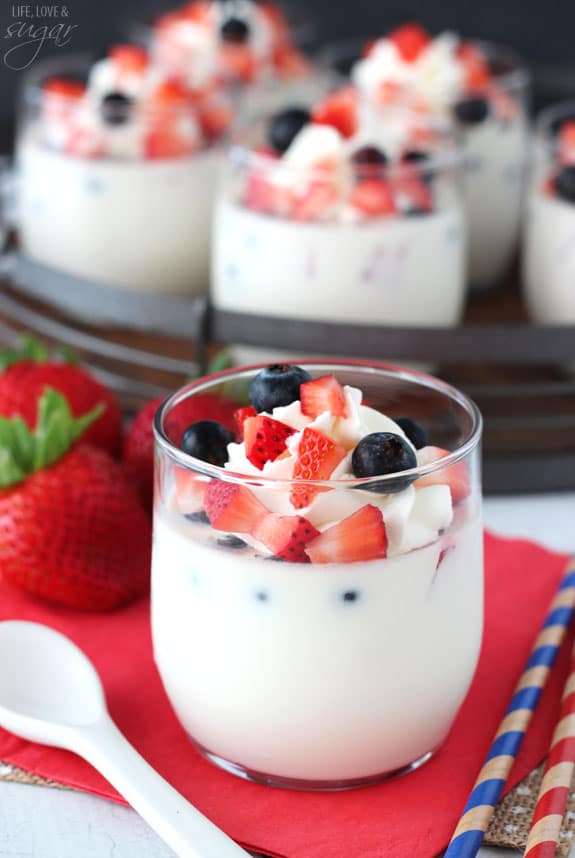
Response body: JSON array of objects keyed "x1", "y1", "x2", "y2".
[
  {"x1": 123, "y1": 391, "x2": 239, "y2": 512},
  {"x1": 0, "y1": 335, "x2": 122, "y2": 457},
  {"x1": 0, "y1": 389, "x2": 151, "y2": 611}
]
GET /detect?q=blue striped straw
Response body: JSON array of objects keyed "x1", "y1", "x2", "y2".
[{"x1": 445, "y1": 559, "x2": 575, "y2": 858}]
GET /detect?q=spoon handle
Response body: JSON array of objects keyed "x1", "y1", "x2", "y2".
[{"x1": 75, "y1": 715, "x2": 249, "y2": 858}]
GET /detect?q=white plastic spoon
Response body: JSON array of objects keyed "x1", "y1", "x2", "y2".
[{"x1": 0, "y1": 621, "x2": 250, "y2": 858}]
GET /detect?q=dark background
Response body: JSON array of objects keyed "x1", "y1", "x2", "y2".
[{"x1": 1, "y1": 0, "x2": 574, "y2": 149}]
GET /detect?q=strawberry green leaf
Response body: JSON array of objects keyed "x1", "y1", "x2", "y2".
[
  {"x1": 0, "y1": 448, "x2": 26, "y2": 488},
  {"x1": 0, "y1": 333, "x2": 76, "y2": 372}
]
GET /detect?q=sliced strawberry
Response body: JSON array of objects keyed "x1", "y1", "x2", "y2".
[
  {"x1": 291, "y1": 427, "x2": 347, "y2": 509},
  {"x1": 273, "y1": 45, "x2": 310, "y2": 78},
  {"x1": 43, "y1": 77, "x2": 86, "y2": 100},
  {"x1": 65, "y1": 127, "x2": 105, "y2": 159},
  {"x1": 221, "y1": 43, "x2": 258, "y2": 83},
  {"x1": 375, "y1": 80, "x2": 405, "y2": 106},
  {"x1": 205, "y1": 480, "x2": 268, "y2": 532},
  {"x1": 312, "y1": 87, "x2": 358, "y2": 139},
  {"x1": 174, "y1": 468, "x2": 207, "y2": 514},
  {"x1": 391, "y1": 166, "x2": 433, "y2": 214},
  {"x1": 457, "y1": 42, "x2": 491, "y2": 91},
  {"x1": 243, "y1": 415, "x2": 295, "y2": 469},
  {"x1": 415, "y1": 446, "x2": 470, "y2": 504},
  {"x1": 291, "y1": 181, "x2": 339, "y2": 222},
  {"x1": 234, "y1": 406, "x2": 257, "y2": 437},
  {"x1": 109, "y1": 44, "x2": 149, "y2": 74},
  {"x1": 252, "y1": 513, "x2": 320, "y2": 562},
  {"x1": 180, "y1": 1, "x2": 213, "y2": 24},
  {"x1": 244, "y1": 169, "x2": 292, "y2": 216},
  {"x1": 350, "y1": 179, "x2": 396, "y2": 217},
  {"x1": 197, "y1": 100, "x2": 233, "y2": 140},
  {"x1": 150, "y1": 79, "x2": 189, "y2": 106},
  {"x1": 300, "y1": 375, "x2": 347, "y2": 419},
  {"x1": 389, "y1": 23, "x2": 431, "y2": 62},
  {"x1": 306, "y1": 505, "x2": 388, "y2": 564},
  {"x1": 559, "y1": 120, "x2": 575, "y2": 165}
]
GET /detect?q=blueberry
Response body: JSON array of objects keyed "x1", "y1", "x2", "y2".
[
  {"x1": 352, "y1": 145, "x2": 388, "y2": 167},
  {"x1": 180, "y1": 420, "x2": 234, "y2": 466},
  {"x1": 554, "y1": 166, "x2": 575, "y2": 204},
  {"x1": 453, "y1": 97, "x2": 490, "y2": 126},
  {"x1": 185, "y1": 510, "x2": 210, "y2": 524},
  {"x1": 220, "y1": 17, "x2": 250, "y2": 43},
  {"x1": 249, "y1": 364, "x2": 311, "y2": 412},
  {"x1": 269, "y1": 108, "x2": 311, "y2": 154},
  {"x1": 217, "y1": 535, "x2": 247, "y2": 549},
  {"x1": 406, "y1": 206, "x2": 432, "y2": 217},
  {"x1": 342, "y1": 590, "x2": 359, "y2": 602},
  {"x1": 352, "y1": 432, "x2": 417, "y2": 493},
  {"x1": 101, "y1": 92, "x2": 133, "y2": 126},
  {"x1": 395, "y1": 417, "x2": 429, "y2": 450},
  {"x1": 255, "y1": 590, "x2": 269, "y2": 601},
  {"x1": 403, "y1": 149, "x2": 430, "y2": 164}
]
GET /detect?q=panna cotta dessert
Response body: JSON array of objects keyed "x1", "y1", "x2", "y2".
[
  {"x1": 17, "y1": 46, "x2": 231, "y2": 296},
  {"x1": 212, "y1": 94, "x2": 467, "y2": 354},
  {"x1": 152, "y1": 362, "x2": 484, "y2": 788},
  {"x1": 523, "y1": 103, "x2": 575, "y2": 324},
  {"x1": 326, "y1": 24, "x2": 530, "y2": 290}
]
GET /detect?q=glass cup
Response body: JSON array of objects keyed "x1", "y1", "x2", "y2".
[
  {"x1": 522, "y1": 100, "x2": 575, "y2": 324},
  {"x1": 152, "y1": 361, "x2": 484, "y2": 789},
  {"x1": 319, "y1": 37, "x2": 531, "y2": 292},
  {"x1": 211, "y1": 110, "x2": 467, "y2": 365},
  {"x1": 16, "y1": 54, "x2": 225, "y2": 297}
]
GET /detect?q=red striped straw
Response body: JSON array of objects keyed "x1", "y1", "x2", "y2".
[{"x1": 523, "y1": 640, "x2": 575, "y2": 858}]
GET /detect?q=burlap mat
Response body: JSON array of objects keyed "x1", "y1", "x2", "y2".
[{"x1": 1, "y1": 759, "x2": 574, "y2": 854}]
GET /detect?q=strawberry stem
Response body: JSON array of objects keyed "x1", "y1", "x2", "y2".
[
  {"x1": 0, "y1": 388, "x2": 103, "y2": 488},
  {"x1": 0, "y1": 333, "x2": 77, "y2": 372}
]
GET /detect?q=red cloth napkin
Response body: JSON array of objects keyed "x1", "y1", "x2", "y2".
[{"x1": 0, "y1": 531, "x2": 570, "y2": 858}]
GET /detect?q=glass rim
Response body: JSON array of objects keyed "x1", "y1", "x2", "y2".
[
  {"x1": 153, "y1": 360, "x2": 483, "y2": 488},
  {"x1": 535, "y1": 99, "x2": 575, "y2": 138},
  {"x1": 317, "y1": 35, "x2": 530, "y2": 96}
]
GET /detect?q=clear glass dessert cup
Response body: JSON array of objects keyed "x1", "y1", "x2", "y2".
[
  {"x1": 16, "y1": 54, "x2": 223, "y2": 297},
  {"x1": 522, "y1": 100, "x2": 575, "y2": 324},
  {"x1": 319, "y1": 37, "x2": 531, "y2": 292},
  {"x1": 152, "y1": 361, "x2": 484, "y2": 790},
  {"x1": 211, "y1": 111, "x2": 467, "y2": 339}
]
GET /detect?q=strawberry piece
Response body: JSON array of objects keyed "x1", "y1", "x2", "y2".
[
  {"x1": 291, "y1": 181, "x2": 339, "y2": 222},
  {"x1": 300, "y1": 375, "x2": 347, "y2": 419},
  {"x1": 221, "y1": 43, "x2": 258, "y2": 83},
  {"x1": 306, "y1": 505, "x2": 388, "y2": 564},
  {"x1": 180, "y1": 1, "x2": 214, "y2": 25},
  {"x1": 205, "y1": 480, "x2": 268, "y2": 532},
  {"x1": 389, "y1": 23, "x2": 431, "y2": 62},
  {"x1": 234, "y1": 406, "x2": 257, "y2": 436},
  {"x1": 43, "y1": 77, "x2": 86, "y2": 99},
  {"x1": 415, "y1": 446, "x2": 470, "y2": 504},
  {"x1": 458, "y1": 42, "x2": 491, "y2": 91},
  {"x1": 252, "y1": 513, "x2": 320, "y2": 562},
  {"x1": 244, "y1": 168, "x2": 292, "y2": 216},
  {"x1": 150, "y1": 79, "x2": 189, "y2": 106},
  {"x1": 174, "y1": 468, "x2": 207, "y2": 514},
  {"x1": 559, "y1": 121, "x2": 575, "y2": 165},
  {"x1": 291, "y1": 427, "x2": 347, "y2": 509},
  {"x1": 350, "y1": 179, "x2": 396, "y2": 217},
  {"x1": 312, "y1": 87, "x2": 358, "y2": 139},
  {"x1": 391, "y1": 166, "x2": 433, "y2": 214},
  {"x1": 197, "y1": 100, "x2": 233, "y2": 140},
  {"x1": 109, "y1": 44, "x2": 149, "y2": 74},
  {"x1": 65, "y1": 127, "x2": 105, "y2": 159},
  {"x1": 243, "y1": 415, "x2": 295, "y2": 469},
  {"x1": 273, "y1": 45, "x2": 310, "y2": 78},
  {"x1": 145, "y1": 125, "x2": 197, "y2": 159}
]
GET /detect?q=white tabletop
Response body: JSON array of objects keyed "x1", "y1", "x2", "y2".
[{"x1": 1, "y1": 492, "x2": 575, "y2": 858}]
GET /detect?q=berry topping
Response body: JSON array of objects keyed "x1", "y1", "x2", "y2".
[
  {"x1": 306, "y1": 505, "x2": 388, "y2": 564},
  {"x1": 415, "y1": 446, "x2": 470, "y2": 504},
  {"x1": 234, "y1": 405, "x2": 257, "y2": 436},
  {"x1": 269, "y1": 107, "x2": 311, "y2": 154},
  {"x1": 352, "y1": 145, "x2": 388, "y2": 168},
  {"x1": 180, "y1": 420, "x2": 235, "y2": 466},
  {"x1": 457, "y1": 42, "x2": 491, "y2": 91},
  {"x1": 101, "y1": 92, "x2": 133, "y2": 126},
  {"x1": 395, "y1": 417, "x2": 429, "y2": 450},
  {"x1": 312, "y1": 87, "x2": 358, "y2": 139},
  {"x1": 42, "y1": 77, "x2": 86, "y2": 99},
  {"x1": 351, "y1": 432, "x2": 417, "y2": 493},
  {"x1": 388, "y1": 23, "x2": 431, "y2": 62},
  {"x1": 205, "y1": 480, "x2": 268, "y2": 532},
  {"x1": 554, "y1": 166, "x2": 575, "y2": 204},
  {"x1": 249, "y1": 364, "x2": 311, "y2": 412},
  {"x1": 350, "y1": 179, "x2": 396, "y2": 217},
  {"x1": 109, "y1": 44, "x2": 149, "y2": 74},
  {"x1": 243, "y1": 414, "x2": 296, "y2": 469},
  {"x1": 252, "y1": 513, "x2": 320, "y2": 562},
  {"x1": 300, "y1": 374, "x2": 347, "y2": 419},
  {"x1": 221, "y1": 17, "x2": 250, "y2": 43},
  {"x1": 291, "y1": 427, "x2": 347, "y2": 509},
  {"x1": 453, "y1": 97, "x2": 490, "y2": 126}
]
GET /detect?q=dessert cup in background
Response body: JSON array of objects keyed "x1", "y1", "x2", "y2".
[
  {"x1": 16, "y1": 50, "x2": 230, "y2": 297},
  {"x1": 212, "y1": 101, "x2": 467, "y2": 364},
  {"x1": 320, "y1": 27, "x2": 531, "y2": 292},
  {"x1": 522, "y1": 101, "x2": 575, "y2": 324},
  {"x1": 152, "y1": 361, "x2": 484, "y2": 789}
]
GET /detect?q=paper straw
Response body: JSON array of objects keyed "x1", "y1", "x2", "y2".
[
  {"x1": 523, "y1": 640, "x2": 575, "y2": 858},
  {"x1": 445, "y1": 558, "x2": 575, "y2": 858}
]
